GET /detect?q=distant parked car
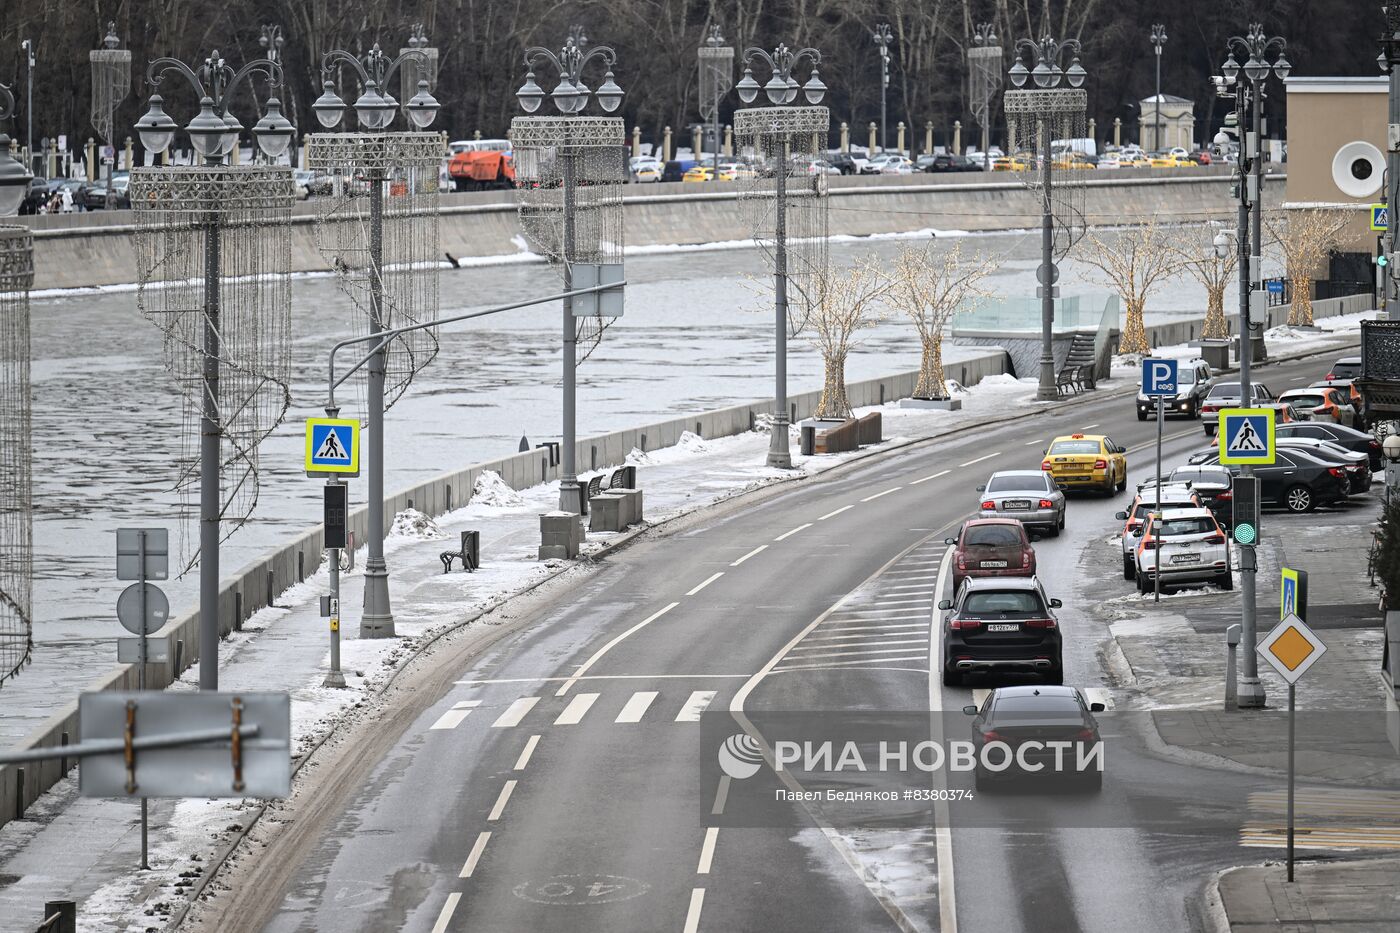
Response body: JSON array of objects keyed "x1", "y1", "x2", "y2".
[
  {"x1": 1278, "y1": 387, "x2": 1359, "y2": 428},
  {"x1": 1325, "y1": 356, "x2": 1363, "y2": 381},
  {"x1": 822, "y1": 151, "x2": 860, "y2": 175},
  {"x1": 1277, "y1": 421, "x2": 1382, "y2": 470},
  {"x1": 661, "y1": 160, "x2": 697, "y2": 183}
]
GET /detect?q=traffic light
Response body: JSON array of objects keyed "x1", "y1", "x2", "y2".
[
  {"x1": 1231, "y1": 475, "x2": 1260, "y2": 545},
  {"x1": 1378, "y1": 236, "x2": 1389, "y2": 268}
]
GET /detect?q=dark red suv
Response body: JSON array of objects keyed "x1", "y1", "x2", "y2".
[{"x1": 946, "y1": 519, "x2": 1036, "y2": 593}]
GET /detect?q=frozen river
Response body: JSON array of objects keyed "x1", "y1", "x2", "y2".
[{"x1": 4, "y1": 227, "x2": 1218, "y2": 740}]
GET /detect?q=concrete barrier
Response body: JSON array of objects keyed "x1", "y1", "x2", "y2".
[{"x1": 0, "y1": 346, "x2": 1012, "y2": 828}]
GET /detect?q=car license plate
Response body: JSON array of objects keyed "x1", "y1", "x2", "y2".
[
  {"x1": 981, "y1": 560, "x2": 1009, "y2": 568},
  {"x1": 987, "y1": 623, "x2": 1019, "y2": 632},
  {"x1": 1003, "y1": 500, "x2": 1030, "y2": 510},
  {"x1": 1170, "y1": 553, "x2": 1201, "y2": 564}
]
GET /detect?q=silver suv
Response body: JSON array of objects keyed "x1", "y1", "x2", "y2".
[{"x1": 1136, "y1": 358, "x2": 1212, "y2": 420}]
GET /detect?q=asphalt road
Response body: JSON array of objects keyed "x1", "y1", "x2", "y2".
[{"x1": 247, "y1": 345, "x2": 1361, "y2": 933}]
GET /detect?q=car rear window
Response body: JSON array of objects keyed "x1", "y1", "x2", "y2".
[
  {"x1": 994, "y1": 696, "x2": 1082, "y2": 713},
  {"x1": 986, "y1": 475, "x2": 1048, "y2": 493},
  {"x1": 1156, "y1": 517, "x2": 1216, "y2": 536},
  {"x1": 1285, "y1": 394, "x2": 1326, "y2": 409},
  {"x1": 1048, "y1": 440, "x2": 1101, "y2": 454},
  {"x1": 964, "y1": 526, "x2": 1023, "y2": 547},
  {"x1": 962, "y1": 591, "x2": 1045, "y2": 615}
]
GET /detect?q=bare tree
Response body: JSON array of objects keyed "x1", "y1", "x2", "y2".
[
  {"x1": 1267, "y1": 208, "x2": 1350, "y2": 327},
  {"x1": 886, "y1": 241, "x2": 996, "y2": 399},
  {"x1": 806, "y1": 256, "x2": 890, "y2": 420},
  {"x1": 1172, "y1": 222, "x2": 1237, "y2": 341},
  {"x1": 1078, "y1": 216, "x2": 1184, "y2": 356}
]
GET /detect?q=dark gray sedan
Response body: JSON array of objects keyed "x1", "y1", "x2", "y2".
[{"x1": 977, "y1": 470, "x2": 1066, "y2": 537}]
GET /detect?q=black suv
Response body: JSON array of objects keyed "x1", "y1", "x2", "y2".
[
  {"x1": 822, "y1": 151, "x2": 859, "y2": 175},
  {"x1": 1166, "y1": 465, "x2": 1235, "y2": 527},
  {"x1": 939, "y1": 577, "x2": 1063, "y2": 687}
]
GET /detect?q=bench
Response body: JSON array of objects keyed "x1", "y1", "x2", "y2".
[
  {"x1": 440, "y1": 530, "x2": 481, "y2": 573},
  {"x1": 1055, "y1": 333, "x2": 1098, "y2": 396},
  {"x1": 585, "y1": 466, "x2": 637, "y2": 502}
]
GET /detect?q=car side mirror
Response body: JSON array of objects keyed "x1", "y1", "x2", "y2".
[
  {"x1": 976, "y1": 485, "x2": 986, "y2": 492},
  {"x1": 1117, "y1": 445, "x2": 1128, "y2": 454},
  {"x1": 1114, "y1": 511, "x2": 1128, "y2": 520},
  {"x1": 962, "y1": 705, "x2": 978, "y2": 715},
  {"x1": 1089, "y1": 702, "x2": 1106, "y2": 713},
  {"x1": 1049, "y1": 598, "x2": 1063, "y2": 608},
  {"x1": 944, "y1": 537, "x2": 957, "y2": 546},
  {"x1": 938, "y1": 599, "x2": 953, "y2": 610}
]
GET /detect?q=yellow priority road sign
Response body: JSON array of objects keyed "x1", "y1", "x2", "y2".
[
  {"x1": 1257, "y1": 613, "x2": 1327, "y2": 684},
  {"x1": 305, "y1": 418, "x2": 360, "y2": 477}
]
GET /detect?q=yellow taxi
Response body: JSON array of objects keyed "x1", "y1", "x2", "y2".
[
  {"x1": 991, "y1": 155, "x2": 1030, "y2": 172},
  {"x1": 1040, "y1": 433, "x2": 1128, "y2": 495},
  {"x1": 1148, "y1": 156, "x2": 1196, "y2": 169},
  {"x1": 682, "y1": 165, "x2": 715, "y2": 182},
  {"x1": 1118, "y1": 153, "x2": 1150, "y2": 168}
]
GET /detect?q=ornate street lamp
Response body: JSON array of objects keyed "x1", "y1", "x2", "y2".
[
  {"x1": 698, "y1": 25, "x2": 734, "y2": 178},
  {"x1": 0, "y1": 84, "x2": 33, "y2": 216},
  {"x1": 1150, "y1": 25, "x2": 1167, "y2": 152},
  {"x1": 90, "y1": 24, "x2": 130, "y2": 206},
  {"x1": 872, "y1": 24, "x2": 893, "y2": 154},
  {"x1": 968, "y1": 23, "x2": 1002, "y2": 159}
]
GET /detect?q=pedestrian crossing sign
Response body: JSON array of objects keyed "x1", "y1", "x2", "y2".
[
  {"x1": 305, "y1": 418, "x2": 360, "y2": 477},
  {"x1": 1218, "y1": 407, "x2": 1275, "y2": 465},
  {"x1": 1372, "y1": 204, "x2": 1389, "y2": 232}
]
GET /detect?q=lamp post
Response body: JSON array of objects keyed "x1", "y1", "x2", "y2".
[
  {"x1": 514, "y1": 34, "x2": 625, "y2": 514},
  {"x1": 872, "y1": 24, "x2": 892, "y2": 155},
  {"x1": 91, "y1": 25, "x2": 131, "y2": 207},
  {"x1": 735, "y1": 44, "x2": 829, "y2": 469},
  {"x1": 1217, "y1": 24, "x2": 1290, "y2": 710},
  {"x1": 698, "y1": 25, "x2": 735, "y2": 180},
  {"x1": 1378, "y1": 6, "x2": 1400, "y2": 320},
  {"x1": 311, "y1": 41, "x2": 440, "y2": 639},
  {"x1": 134, "y1": 51, "x2": 296, "y2": 690},
  {"x1": 1150, "y1": 25, "x2": 1167, "y2": 152},
  {"x1": 968, "y1": 23, "x2": 1002, "y2": 160},
  {"x1": 1006, "y1": 33, "x2": 1089, "y2": 402},
  {"x1": 0, "y1": 83, "x2": 33, "y2": 216},
  {"x1": 20, "y1": 40, "x2": 33, "y2": 175}
]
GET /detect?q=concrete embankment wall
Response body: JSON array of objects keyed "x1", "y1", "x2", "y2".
[{"x1": 18, "y1": 166, "x2": 1267, "y2": 291}]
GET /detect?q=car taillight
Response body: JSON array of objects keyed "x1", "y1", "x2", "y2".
[
  {"x1": 1370, "y1": 440, "x2": 1382, "y2": 451},
  {"x1": 1094, "y1": 459, "x2": 1107, "y2": 469},
  {"x1": 1217, "y1": 491, "x2": 1232, "y2": 501},
  {"x1": 980, "y1": 500, "x2": 995, "y2": 510},
  {"x1": 1205, "y1": 534, "x2": 1225, "y2": 544},
  {"x1": 1328, "y1": 467, "x2": 1345, "y2": 478},
  {"x1": 950, "y1": 618, "x2": 982, "y2": 630},
  {"x1": 1141, "y1": 539, "x2": 1158, "y2": 550},
  {"x1": 1022, "y1": 548, "x2": 1034, "y2": 566},
  {"x1": 1025, "y1": 618, "x2": 1057, "y2": 629},
  {"x1": 956, "y1": 553, "x2": 966, "y2": 570},
  {"x1": 1038, "y1": 499, "x2": 1054, "y2": 509},
  {"x1": 1325, "y1": 372, "x2": 1335, "y2": 380},
  {"x1": 1041, "y1": 460, "x2": 1052, "y2": 471},
  {"x1": 982, "y1": 730, "x2": 1005, "y2": 743}
]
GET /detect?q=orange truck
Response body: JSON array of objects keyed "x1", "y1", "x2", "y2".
[{"x1": 447, "y1": 139, "x2": 515, "y2": 191}]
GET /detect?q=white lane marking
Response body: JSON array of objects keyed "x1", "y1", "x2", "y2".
[
  {"x1": 786, "y1": 646, "x2": 932, "y2": 661},
  {"x1": 493, "y1": 696, "x2": 540, "y2": 728},
  {"x1": 463, "y1": 674, "x2": 746, "y2": 686},
  {"x1": 861, "y1": 487, "x2": 902, "y2": 502},
  {"x1": 430, "y1": 893, "x2": 461, "y2": 933},
  {"x1": 883, "y1": 583, "x2": 936, "y2": 591},
  {"x1": 487, "y1": 780, "x2": 517, "y2": 822},
  {"x1": 812, "y1": 623, "x2": 928, "y2": 635},
  {"x1": 676, "y1": 690, "x2": 717, "y2": 722},
  {"x1": 930, "y1": 545, "x2": 959, "y2": 933},
  {"x1": 1024, "y1": 438, "x2": 1044, "y2": 446},
  {"x1": 686, "y1": 572, "x2": 725, "y2": 596},
  {"x1": 868, "y1": 596, "x2": 934, "y2": 605},
  {"x1": 697, "y1": 827, "x2": 719, "y2": 874},
  {"x1": 772, "y1": 657, "x2": 929, "y2": 673},
  {"x1": 459, "y1": 831, "x2": 491, "y2": 878},
  {"x1": 683, "y1": 888, "x2": 706, "y2": 933},
  {"x1": 834, "y1": 607, "x2": 929, "y2": 617},
  {"x1": 555, "y1": 602, "x2": 680, "y2": 696},
  {"x1": 554, "y1": 692, "x2": 600, "y2": 725},
  {"x1": 615, "y1": 691, "x2": 659, "y2": 723},
  {"x1": 819, "y1": 504, "x2": 855, "y2": 520},
  {"x1": 731, "y1": 545, "x2": 767, "y2": 566},
  {"x1": 1082, "y1": 423, "x2": 1100, "y2": 429},
  {"x1": 788, "y1": 638, "x2": 929, "y2": 652},
  {"x1": 910, "y1": 469, "x2": 951, "y2": 485},
  {"x1": 514, "y1": 735, "x2": 541, "y2": 770},
  {"x1": 959, "y1": 452, "x2": 1001, "y2": 467},
  {"x1": 429, "y1": 700, "x2": 482, "y2": 731},
  {"x1": 774, "y1": 523, "x2": 813, "y2": 541}
]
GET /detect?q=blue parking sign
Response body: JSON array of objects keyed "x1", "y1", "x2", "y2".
[{"x1": 1141, "y1": 358, "x2": 1178, "y2": 397}]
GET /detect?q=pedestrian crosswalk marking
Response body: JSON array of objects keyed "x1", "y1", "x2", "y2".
[
  {"x1": 771, "y1": 655, "x2": 927, "y2": 673},
  {"x1": 676, "y1": 690, "x2": 717, "y2": 722},
  {"x1": 789, "y1": 638, "x2": 928, "y2": 652},
  {"x1": 429, "y1": 700, "x2": 481, "y2": 731},
  {"x1": 615, "y1": 691, "x2": 658, "y2": 723},
  {"x1": 493, "y1": 697, "x2": 539, "y2": 728},
  {"x1": 555, "y1": 692, "x2": 599, "y2": 725}
]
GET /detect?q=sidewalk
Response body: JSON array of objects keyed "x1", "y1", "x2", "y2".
[{"x1": 1217, "y1": 858, "x2": 1400, "y2": 932}]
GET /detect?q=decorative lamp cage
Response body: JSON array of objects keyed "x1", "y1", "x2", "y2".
[
  {"x1": 1004, "y1": 88, "x2": 1088, "y2": 257},
  {"x1": 0, "y1": 225, "x2": 31, "y2": 687},
  {"x1": 308, "y1": 132, "x2": 442, "y2": 409},
  {"x1": 90, "y1": 24, "x2": 131, "y2": 145},
  {"x1": 130, "y1": 166, "x2": 296, "y2": 573},
  {"x1": 698, "y1": 35, "x2": 735, "y2": 122},
  {"x1": 734, "y1": 105, "x2": 831, "y2": 334},
  {"x1": 967, "y1": 44, "x2": 1003, "y2": 140},
  {"x1": 399, "y1": 25, "x2": 440, "y2": 114}
]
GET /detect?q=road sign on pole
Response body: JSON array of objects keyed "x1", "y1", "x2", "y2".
[
  {"x1": 1141, "y1": 357, "x2": 1178, "y2": 396},
  {"x1": 1281, "y1": 567, "x2": 1309, "y2": 621},
  {"x1": 1218, "y1": 407, "x2": 1276, "y2": 465},
  {"x1": 305, "y1": 418, "x2": 360, "y2": 477},
  {"x1": 116, "y1": 582, "x2": 169, "y2": 635},
  {"x1": 1373, "y1": 203, "x2": 1390, "y2": 232},
  {"x1": 116, "y1": 528, "x2": 168, "y2": 580}
]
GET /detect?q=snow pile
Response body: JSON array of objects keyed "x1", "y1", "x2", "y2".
[
  {"x1": 626, "y1": 447, "x2": 655, "y2": 465},
  {"x1": 389, "y1": 508, "x2": 446, "y2": 539},
  {"x1": 675, "y1": 431, "x2": 709, "y2": 454},
  {"x1": 471, "y1": 470, "x2": 525, "y2": 508}
]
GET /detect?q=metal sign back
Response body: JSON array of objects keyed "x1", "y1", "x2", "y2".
[
  {"x1": 116, "y1": 582, "x2": 170, "y2": 635},
  {"x1": 79, "y1": 692, "x2": 291, "y2": 799},
  {"x1": 117, "y1": 636, "x2": 170, "y2": 664},
  {"x1": 116, "y1": 527, "x2": 169, "y2": 581}
]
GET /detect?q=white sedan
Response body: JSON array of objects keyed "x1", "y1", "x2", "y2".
[{"x1": 878, "y1": 156, "x2": 915, "y2": 175}]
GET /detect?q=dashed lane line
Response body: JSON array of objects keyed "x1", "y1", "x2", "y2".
[
  {"x1": 697, "y1": 827, "x2": 719, "y2": 874},
  {"x1": 683, "y1": 888, "x2": 706, "y2": 933},
  {"x1": 731, "y1": 545, "x2": 768, "y2": 566},
  {"x1": 615, "y1": 691, "x2": 659, "y2": 723},
  {"x1": 788, "y1": 638, "x2": 929, "y2": 652},
  {"x1": 487, "y1": 780, "x2": 517, "y2": 822},
  {"x1": 819, "y1": 505, "x2": 855, "y2": 520},
  {"x1": 429, "y1": 700, "x2": 481, "y2": 731},
  {"x1": 771, "y1": 657, "x2": 928, "y2": 673},
  {"x1": 910, "y1": 469, "x2": 951, "y2": 485},
  {"x1": 430, "y1": 893, "x2": 461, "y2": 933},
  {"x1": 774, "y1": 523, "x2": 813, "y2": 541},
  {"x1": 555, "y1": 602, "x2": 680, "y2": 696},
  {"x1": 676, "y1": 690, "x2": 718, "y2": 722},
  {"x1": 958, "y1": 452, "x2": 1001, "y2": 467},
  {"x1": 783, "y1": 646, "x2": 931, "y2": 661},
  {"x1": 1024, "y1": 438, "x2": 1044, "y2": 446},
  {"x1": 554, "y1": 692, "x2": 600, "y2": 725},
  {"x1": 860, "y1": 487, "x2": 902, "y2": 502},
  {"x1": 459, "y1": 831, "x2": 491, "y2": 878},
  {"x1": 1082, "y1": 423, "x2": 1100, "y2": 429},
  {"x1": 812, "y1": 623, "x2": 928, "y2": 635},
  {"x1": 514, "y1": 735, "x2": 540, "y2": 770},
  {"x1": 493, "y1": 697, "x2": 539, "y2": 728},
  {"x1": 686, "y1": 572, "x2": 725, "y2": 596}
]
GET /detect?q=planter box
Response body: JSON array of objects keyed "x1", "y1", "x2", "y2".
[{"x1": 899, "y1": 397, "x2": 962, "y2": 411}]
